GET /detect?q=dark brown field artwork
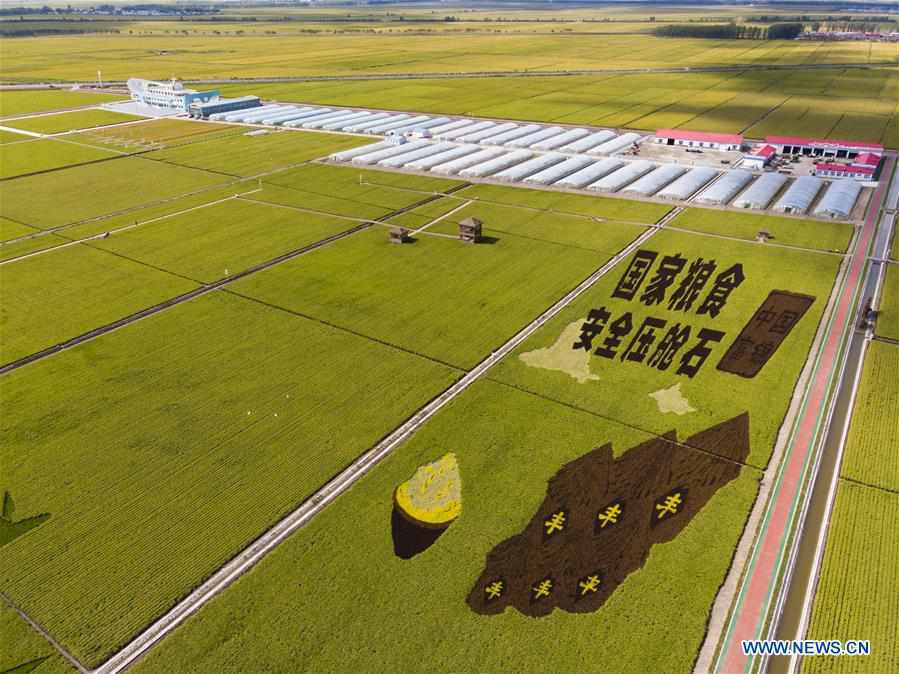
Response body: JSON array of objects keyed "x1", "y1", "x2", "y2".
[{"x1": 467, "y1": 413, "x2": 750, "y2": 617}]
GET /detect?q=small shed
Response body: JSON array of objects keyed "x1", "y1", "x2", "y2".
[
  {"x1": 459, "y1": 217, "x2": 483, "y2": 244},
  {"x1": 389, "y1": 227, "x2": 411, "y2": 244}
]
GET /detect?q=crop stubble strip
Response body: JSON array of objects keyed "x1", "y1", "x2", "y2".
[
  {"x1": 92, "y1": 205, "x2": 679, "y2": 674},
  {"x1": 0, "y1": 185, "x2": 469, "y2": 376}
]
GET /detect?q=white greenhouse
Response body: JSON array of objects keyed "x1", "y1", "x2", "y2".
[
  {"x1": 303, "y1": 110, "x2": 370, "y2": 129},
  {"x1": 813, "y1": 179, "x2": 862, "y2": 219},
  {"x1": 590, "y1": 132, "x2": 641, "y2": 155},
  {"x1": 772, "y1": 176, "x2": 824, "y2": 214},
  {"x1": 329, "y1": 141, "x2": 393, "y2": 162},
  {"x1": 430, "y1": 147, "x2": 508, "y2": 175},
  {"x1": 455, "y1": 122, "x2": 504, "y2": 143},
  {"x1": 405, "y1": 144, "x2": 482, "y2": 171},
  {"x1": 350, "y1": 140, "x2": 431, "y2": 166},
  {"x1": 587, "y1": 160, "x2": 655, "y2": 192},
  {"x1": 656, "y1": 167, "x2": 719, "y2": 201},
  {"x1": 694, "y1": 169, "x2": 754, "y2": 205},
  {"x1": 364, "y1": 115, "x2": 430, "y2": 135},
  {"x1": 482, "y1": 124, "x2": 542, "y2": 146},
  {"x1": 493, "y1": 153, "x2": 567, "y2": 182},
  {"x1": 506, "y1": 126, "x2": 566, "y2": 148},
  {"x1": 344, "y1": 113, "x2": 398, "y2": 133},
  {"x1": 620, "y1": 164, "x2": 687, "y2": 197},
  {"x1": 523, "y1": 155, "x2": 595, "y2": 186},
  {"x1": 320, "y1": 111, "x2": 377, "y2": 130},
  {"x1": 555, "y1": 158, "x2": 623, "y2": 189},
  {"x1": 378, "y1": 116, "x2": 434, "y2": 135},
  {"x1": 379, "y1": 143, "x2": 454, "y2": 168},
  {"x1": 438, "y1": 120, "x2": 495, "y2": 141},
  {"x1": 530, "y1": 128, "x2": 590, "y2": 152},
  {"x1": 458, "y1": 150, "x2": 533, "y2": 178},
  {"x1": 260, "y1": 107, "x2": 320, "y2": 126},
  {"x1": 428, "y1": 119, "x2": 476, "y2": 136},
  {"x1": 222, "y1": 104, "x2": 282, "y2": 122},
  {"x1": 283, "y1": 109, "x2": 349, "y2": 127},
  {"x1": 732, "y1": 173, "x2": 788, "y2": 210},
  {"x1": 559, "y1": 130, "x2": 616, "y2": 153}
]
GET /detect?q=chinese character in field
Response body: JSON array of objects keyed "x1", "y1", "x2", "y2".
[
  {"x1": 595, "y1": 312, "x2": 633, "y2": 359},
  {"x1": 612, "y1": 249, "x2": 658, "y2": 300},
  {"x1": 578, "y1": 574, "x2": 601, "y2": 596},
  {"x1": 648, "y1": 323, "x2": 691, "y2": 371},
  {"x1": 698, "y1": 263, "x2": 745, "y2": 318},
  {"x1": 485, "y1": 580, "x2": 504, "y2": 601},
  {"x1": 573, "y1": 307, "x2": 611, "y2": 352},
  {"x1": 597, "y1": 503, "x2": 622, "y2": 529},
  {"x1": 668, "y1": 258, "x2": 716, "y2": 313},
  {"x1": 655, "y1": 492, "x2": 683, "y2": 520},
  {"x1": 676, "y1": 328, "x2": 725, "y2": 378},
  {"x1": 770, "y1": 310, "x2": 801, "y2": 335},
  {"x1": 751, "y1": 341, "x2": 775, "y2": 363},
  {"x1": 640, "y1": 253, "x2": 687, "y2": 306},
  {"x1": 620, "y1": 316, "x2": 666, "y2": 363},
  {"x1": 532, "y1": 577, "x2": 554, "y2": 601},
  {"x1": 544, "y1": 510, "x2": 567, "y2": 536}
]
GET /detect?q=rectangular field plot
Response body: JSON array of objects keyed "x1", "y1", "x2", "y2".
[
  {"x1": 489, "y1": 228, "x2": 841, "y2": 468},
  {"x1": 0, "y1": 604, "x2": 70, "y2": 674},
  {"x1": 0, "y1": 137, "x2": 120, "y2": 179},
  {"x1": 134, "y1": 379, "x2": 761, "y2": 674},
  {"x1": 253, "y1": 162, "x2": 463, "y2": 220},
  {"x1": 0, "y1": 129, "x2": 31, "y2": 144},
  {"x1": 0, "y1": 291, "x2": 457, "y2": 666},
  {"x1": 838, "y1": 341, "x2": 899, "y2": 492},
  {"x1": 0, "y1": 216, "x2": 38, "y2": 242},
  {"x1": 2, "y1": 108, "x2": 137, "y2": 135},
  {"x1": 806, "y1": 483, "x2": 899, "y2": 674},
  {"x1": 75, "y1": 118, "x2": 241, "y2": 152},
  {"x1": 147, "y1": 129, "x2": 370, "y2": 177},
  {"x1": 875, "y1": 262, "x2": 899, "y2": 341},
  {"x1": 0, "y1": 157, "x2": 230, "y2": 229},
  {"x1": 89, "y1": 198, "x2": 361, "y2": 284},
  {"x1": 233, "y1": 223, "x2": 628, "y2": 369},
  {"x1": 0, "y1": 90, "x2": 125, "y2": 118},
  {"x1": 0, "y1": 244, "x2": 196, "y2": 364},
  {"x1": 670, "y1": 208, "x2": 854, "y2": 253}
]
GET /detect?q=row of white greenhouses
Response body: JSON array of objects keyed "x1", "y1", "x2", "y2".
[
  {"x1": 211, "y1": 103, "x2": 642, "y2": 156},
  {"x1": 328, "y1": 139, "x2": 862, "y2": 219}
]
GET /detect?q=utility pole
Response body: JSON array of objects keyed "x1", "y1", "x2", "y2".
[{"x1": 97, "y1": 70, "x2": 103, "y2": 88}]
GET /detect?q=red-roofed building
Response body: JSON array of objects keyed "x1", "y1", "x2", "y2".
[
  {"x1": 766, "y1": 136, "x2": 883, "y2": 159},
  {"x1": 813, "y1": 163, "x2": 875, "y2": 181},
  {"x1": 742, "y1": 144, "x2": 776, "y2": 169},
  {"x1": 852, "y1": 152, "x2": 882, "y2": 167},
  {"x1": 655, "y1": 129, "x2": 743, "y2": 151}
]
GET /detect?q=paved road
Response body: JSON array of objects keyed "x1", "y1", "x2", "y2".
[
  {"x1": 766, "y1": 170, "x2": 897, "y2": 674},
  {"x1": 713, "y1": 154, "x2": 895, "y2": 674},
  {"x1": 2, "y1": 61, "x2": 897, "y2": 90}
]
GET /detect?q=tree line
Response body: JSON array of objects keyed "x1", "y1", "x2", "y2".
[{"x1": 655, "y1": 22, "x2": 804, "y2": 40}]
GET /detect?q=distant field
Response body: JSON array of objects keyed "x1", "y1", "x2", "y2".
[
  {"x1": 219, "y1": 67, "x2": 899, "y2": 148},
  {"x1": 147, "y1": 128, "x2": 369, "y2": 177},
  {"x1": 837, "y1": 341, "x2": 899, "y2": 492},
  {"x1": 3, "y1": 33, "x2": 897, "y2": 82},
  {"x1": 2, "y1": 108, "x2": 136, "y2": 135},
  {"x1": 490, "y1": 227, "x2": 841, "y2": 469},
  {"x1": 876, "y1": 261, "x2": 899, "y2": 341},
  {"x1": 134, "y1": 378, "x2": 762, "y2": 674},
  {"x1": 0, "y1": 137, "x2": 119, "y2": 179},
  {"x1": 0, "y1": 243, "x2": 197, "y2": 363},
  {"x1": 806, "y1": 480, "x2": 899, "y2": 674},
  {"x1": 0, "y1": 156, "x2": 230, "y2": 228},
  {"x1": 670, "y1": 207, "x2": 854, "y2": 252},
  {"x1": 0, "y1": 89, "x2": 124, "y2": 117},
  {"x1": 0, "y1": 291, "x2": 458, "y2": 667}
]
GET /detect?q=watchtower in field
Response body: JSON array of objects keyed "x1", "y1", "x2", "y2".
[{"x1": 459, "y1": 217, "x2": 482, "y2": 244}]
